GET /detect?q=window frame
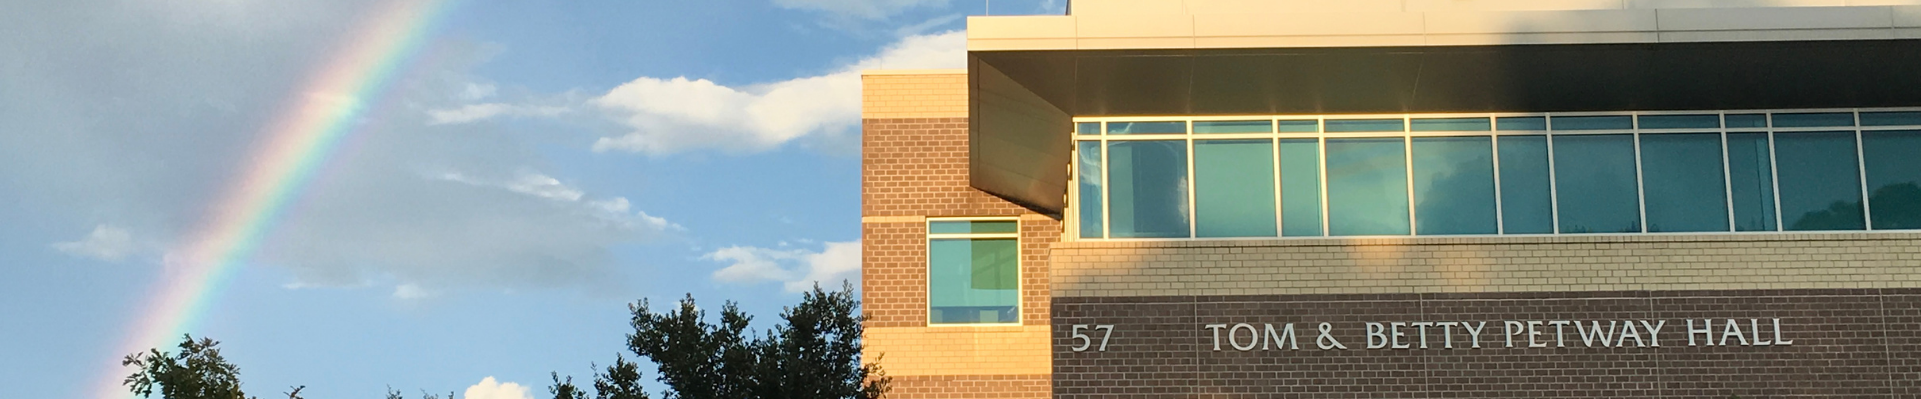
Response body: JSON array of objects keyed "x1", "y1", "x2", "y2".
[{"x1": 924, "y1": 216, "x2": 1023, "y2": 327}]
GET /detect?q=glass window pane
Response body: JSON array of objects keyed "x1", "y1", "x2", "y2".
[
  {"x1": 1077, "y1": 122, "x2": 1100, "y2": 136},
  {"x1": 1194, "y1": 120, "x2": 1272, "y2": 134},
  {"x1": 1412, "y1": 118, "x2": 1492, "y2": 132},
  {"x1": 928, "y1": 238, "x2": 1019, "y2": 324},
  {"x1": 1279, "y1": 139, "x2": 1324, "y2": 237},
  {"x1": 1552, "y1": 116, "x2": 1633, "y2": 130},
  {"x1": 1194, "y1": 140, "x2": 1278, "y2": 237},
  {"x1": 1326, "y1": 138, "x2": 1411, "y2": 236},
  {"x1": 1325, "y1": 119, "x2": 1405, "y2": 133},
  {"x1": 1078, "y1": 141, "x2": 1104, "y2": 238},
  {"x1": 1640, "y1": 134, "x2": 1730, "y2": 232},
  {"x1": 1860, "y1": 112, "x2": 1921, "y2": 127},
  {"x1": 1775, "y1": 132, "x2": 1865, "y2": 231},
  {"x1": 929, "y1": 221, "x2": 1018, "y2": 235},
  {"x1": 1107, "y1": 140, "x2": 1191, "y2": 238},
  {"x1": 1412, "y1": 137, "x2": 1497, "y2": 235},
  {"x1": 1108, "y1": 121, "x2": 1185, "y2": 135},
  {"x1": 1553, "y1": 135, "x2": 1642, "y2": 233},
  {"x1": 1498, "y1": 117, "x2": 1547, "y2": 131},
  {"x1": 1726, "y1": 114, "x2": 1768, "y2": 128},
  {"x1": 1727, "y1": 133, "x2": 1779, "y2": 231},
  {"x1": 1773, "y1": 113, "x2": 1855, "y2": 128},
  {"x1": 1498, "y1": 136, "x2": 1555, "y2": 234},
  {"x1": 1863, "y1": 130, "x2": 1921, "y2": 229},
  {"x1": 1278, "y1": 120, "x2": 1319, "y2": 133},
  {"x1": 1638, "y1": 115, "x2": 1720, "y2": 129}
]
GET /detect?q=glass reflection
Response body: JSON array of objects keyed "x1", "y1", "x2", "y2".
[
  {"x1": 1775, "y1": 132, "x2": 1864, "y2": 231},
  {"x1": 1107, "y1": 140, "x2": 1190, "y2": 238},
  {"x1": 1077, "y1": 141, "x2": 1103, "y2": 238},
  {"x1": 1862, "y1": 130, "x2": 1921, "y2": 229},
  {"x1": 1412, "y1": 137, "x2": 1497, "y2": 235},
  {"x1": 1499, "y1": 136, "x2": 1555, "y2": 234},
  {"x1": 1280, "y1": 139, "x2": 1324, "y2": 236},
  {"x1": 1326, "y1": 138, "x2": 1410, "y2": 236},
  {"x1": 1553, "y1": 135, "x2": 1642, "y2": 233},
  {"x1": 1640, "y1": 134, "x2": 1729, "y2": 232},
  {"x1": 1726, "y1": 133, "x2": 1779, "y2": 231},
  {"x1": 928, "y1": 238, "x2": 1019, "y2": 324},
  {"x1": 1194, "y1": 140, "x2": 1278, "y2": 237}
]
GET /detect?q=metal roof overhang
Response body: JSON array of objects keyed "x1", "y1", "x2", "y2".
[{"x1": 967, "y1": 39, "x2": 1921, "y2": 214}]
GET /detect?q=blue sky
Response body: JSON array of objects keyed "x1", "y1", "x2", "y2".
[{"x1": 0, "y1": 0, "x2": 1061, "y2": 398}]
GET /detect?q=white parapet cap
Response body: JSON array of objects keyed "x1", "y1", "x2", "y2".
[{"x1": 969, "y1": 0, "x2": 1921, "y2": 51}]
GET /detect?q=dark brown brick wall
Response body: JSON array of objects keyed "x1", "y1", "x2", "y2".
[
  {"x1": 1053, "y1": 289, "x2": 1921, "y2": 398},
  {"x1": 887, "y1": 374, "x2": 1051, "y2": 399},
  {"x1": 861, "y1": 117, "x2": 1030, "y2": 218}
]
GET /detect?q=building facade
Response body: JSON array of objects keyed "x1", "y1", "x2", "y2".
[{"x1": 861, "y1": 1, "x2": 1921, "y2": 397}]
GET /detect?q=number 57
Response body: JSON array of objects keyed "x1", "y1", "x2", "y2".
[{"x1": 1070, "y1": 324, "x2": 1114, "y2": 352}]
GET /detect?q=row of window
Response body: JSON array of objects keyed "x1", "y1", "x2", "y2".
[{"x1": 1073, "y1": 111, "x2": 1921, "y2": 239}]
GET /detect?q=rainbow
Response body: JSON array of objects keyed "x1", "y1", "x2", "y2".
[{"x1": 92, "y1": 1, "x2": 458, "y2": 398}]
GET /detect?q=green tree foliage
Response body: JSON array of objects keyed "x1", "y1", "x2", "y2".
[
  {"x1": 552, "y1": 283, "x2": 888, "y2": 399},
  {"x1": 592, "y1": 356, "x2": 651, "y2": 399},
  {"x1": 123, "y1": 335, "x2": 251, "y2": 399},
  {"x1": 550, "y1": 373, "x2": 588, "y2": 399}
]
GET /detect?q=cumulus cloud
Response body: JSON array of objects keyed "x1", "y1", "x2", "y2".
[
  {"x1": 463, "y1": 377, "x2": 534, "y2": 399},
  {"x1": 589, "y1": 30, "x2": 965, "y2": 155},
  {"x1": 51, "y1": 225, "x2": 138, "y2": 262},
  {"x1": 773, "y1": 0, "x2": 950, "y2": 19},
  {"x1": 708, "y1": 241, "x2": 861, "y2": 292},
  {"x1": 392, "y1": 283, "x2": 431, "y2": 300},
  {"x1": 426, "y1": 103, "x2": 568, "y2": 125},
  {"x1": 0, "y1": 0, "x2": 670, "y2": 293}
]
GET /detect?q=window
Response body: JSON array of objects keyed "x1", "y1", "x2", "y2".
[
  {"x1": 1069, "y1": 109, "x2": 1921, "y2": 241},
  {"x1": 1640, "y1": 133, "x2": 1729, "y2": 232},
  {"x1": 1412, "y1": 136, "x2": 1497, "y2": 235},
  {"x1": 1775, "y1": 132, "x2": 1864, "y2": 231},
  {"x1": 1107, "y1": 140, "x2": 1189, "y2": 238},
  {"x1": 1194, "y1": 140, "x2": 1278, "y2": 237},
  {"x1": 1552, "y1": 134, "x2": 1641, "y2": 233},
  {"x1": 1326, "y1": 138, "x2": 1410, "y2": 236},
  {"x1": 927, "y1": 220, "x2": 1019, "y2": 325}
]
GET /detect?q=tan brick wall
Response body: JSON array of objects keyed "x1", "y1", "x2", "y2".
[
  {"x1": 862, "y1": 71, "x2": 968, "y2": 119},
  {"x1": 1049, "y1": 232, "x2": 1921, "y2": 297},
  {"x1": 885, "y1": 374, "x2": 1050, "y2": 399},
  {"x1": 860, "y1": 70, "x2": 1056, "y2": 397},
  {"x1": 864, "y1": 326, "x2": 1052, "y2": 376}
]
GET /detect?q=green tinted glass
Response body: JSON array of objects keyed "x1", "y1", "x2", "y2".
[
  {"x1": 1497, "y1": 117, "x2": 1547, "y2": 131},
  {"x1": 1862, "y1": 130, "x2": 1921, "y2": 229},
  {"x1": 1726, "y1": 114, "x2": 1768, "y2": 128},
  {"x1": 1773, "y1": 113, "x2": 1855, "y2": 128},
  {"x1": 1860, "y1": 112, "x2": 1921, "y2": 127},
  {"x1": 929, "y1": 221, "x2": 1018, "y2": 234},
  {"x1": 1194, "y1": 120, "x2": 1272, "y2": 134},
  {"x1": 1325, "y1": 138, "x2": 1410, "y2": 236},
  {"x1": 1411, "y1": 118, "x2": 1492, "y2": 132},
  {"x1": 928, "y1": 238, "x2": 1018, "y2": 324},
  {"x1": 1108, "y1": 121, "x2": 1185, "y2": 134},
  {"x1": 1277, "y1": 120, "x2": 1319, "y2": 133},
  {"x1": 1498, "y1": 136, "x2": 1554, "y2": 234},
  {"x1": 1638, "y1": 115, "x2": 1720, "y2": 129},
  {"x1": 1194, "y1": 140, "x2": 1278, "y2": 237},
  {"x1": 1077, "y1": 141, "x2": 1104, "y2": 238},
  {"x1": 1108, "y1": 140, "x2": 1190, "y2": 238},
  {"x1": 1640, "y1": 134, "x2": 1730, "y2": 232},
  {"x1": 1279, "y1": 139, "x2": 1324, "y2": 237},
  {"x1": 1552, "y1": 116, "x2": 1633, "y2": 130},
  {"x1": 1774, "y1": 132, "x2": 1864, "y2": 231},
  {"x1": 1727, "y1": 133, "x2": 1779, "y2": 232},
  {"x1": 1076, "y1": 122, "x2": 1101, "y2": 136},
  {"x1": 1411, "y1": 136, "x2": 1497, "y2": 235},
  {"x1": 1325, "y1": 119, "x2": 1405, "y2": 133},
  {"x1": 1553, "y1": 135, "x2": 1642, "y2": 233}
]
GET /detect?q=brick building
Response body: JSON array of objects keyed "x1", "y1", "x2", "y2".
[{"x1": 860, "y1": 1, "x2": 1921, "y2": 397}]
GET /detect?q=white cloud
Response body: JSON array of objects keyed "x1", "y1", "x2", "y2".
[
  {"x1": 707, "y1": 241, "x2": 861, "y2": 292},
  {"x1": 426, "y1": 102, "x2": 570, "y2": 126},
  {"x1": 590, "y1": 30, "x2": 965, "y2": 155},
  {"x1": 460, "y1": 82, "x2": 497, "y2": 101},
  {"x1": 392, "y1": 283, "x2": 431, "y2": 300},
  {"x1": 51, "y1": 225, "x2": 137, "y2": 262},
  {"x1": 773, "y1": 0, "x2": 949, "y2": 19},
  {"x1": 463, "y1": 377, "x2": 534, "y2": 399}
]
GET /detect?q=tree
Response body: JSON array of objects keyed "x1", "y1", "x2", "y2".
[
  {"x1": 592, "y1": 355, "x2": 651, "y2": 399},
  {"x1": 123, "y1": 335, "x2": 251, "y2": 399},
  {"x1": 618, "y1": 283, "x2": 888, "y2": 399},
  {"x1": 550, "y1": 373, "x2": 587, "y2": 399}
]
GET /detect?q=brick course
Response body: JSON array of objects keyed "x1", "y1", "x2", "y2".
[{"x1": 885, "y1": 374, "x2": 1051, "y2": 399}]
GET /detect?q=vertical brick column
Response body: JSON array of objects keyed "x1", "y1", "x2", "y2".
[{"x1": 860, "y1": 70, "x2": 1059, "y2": 398}]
